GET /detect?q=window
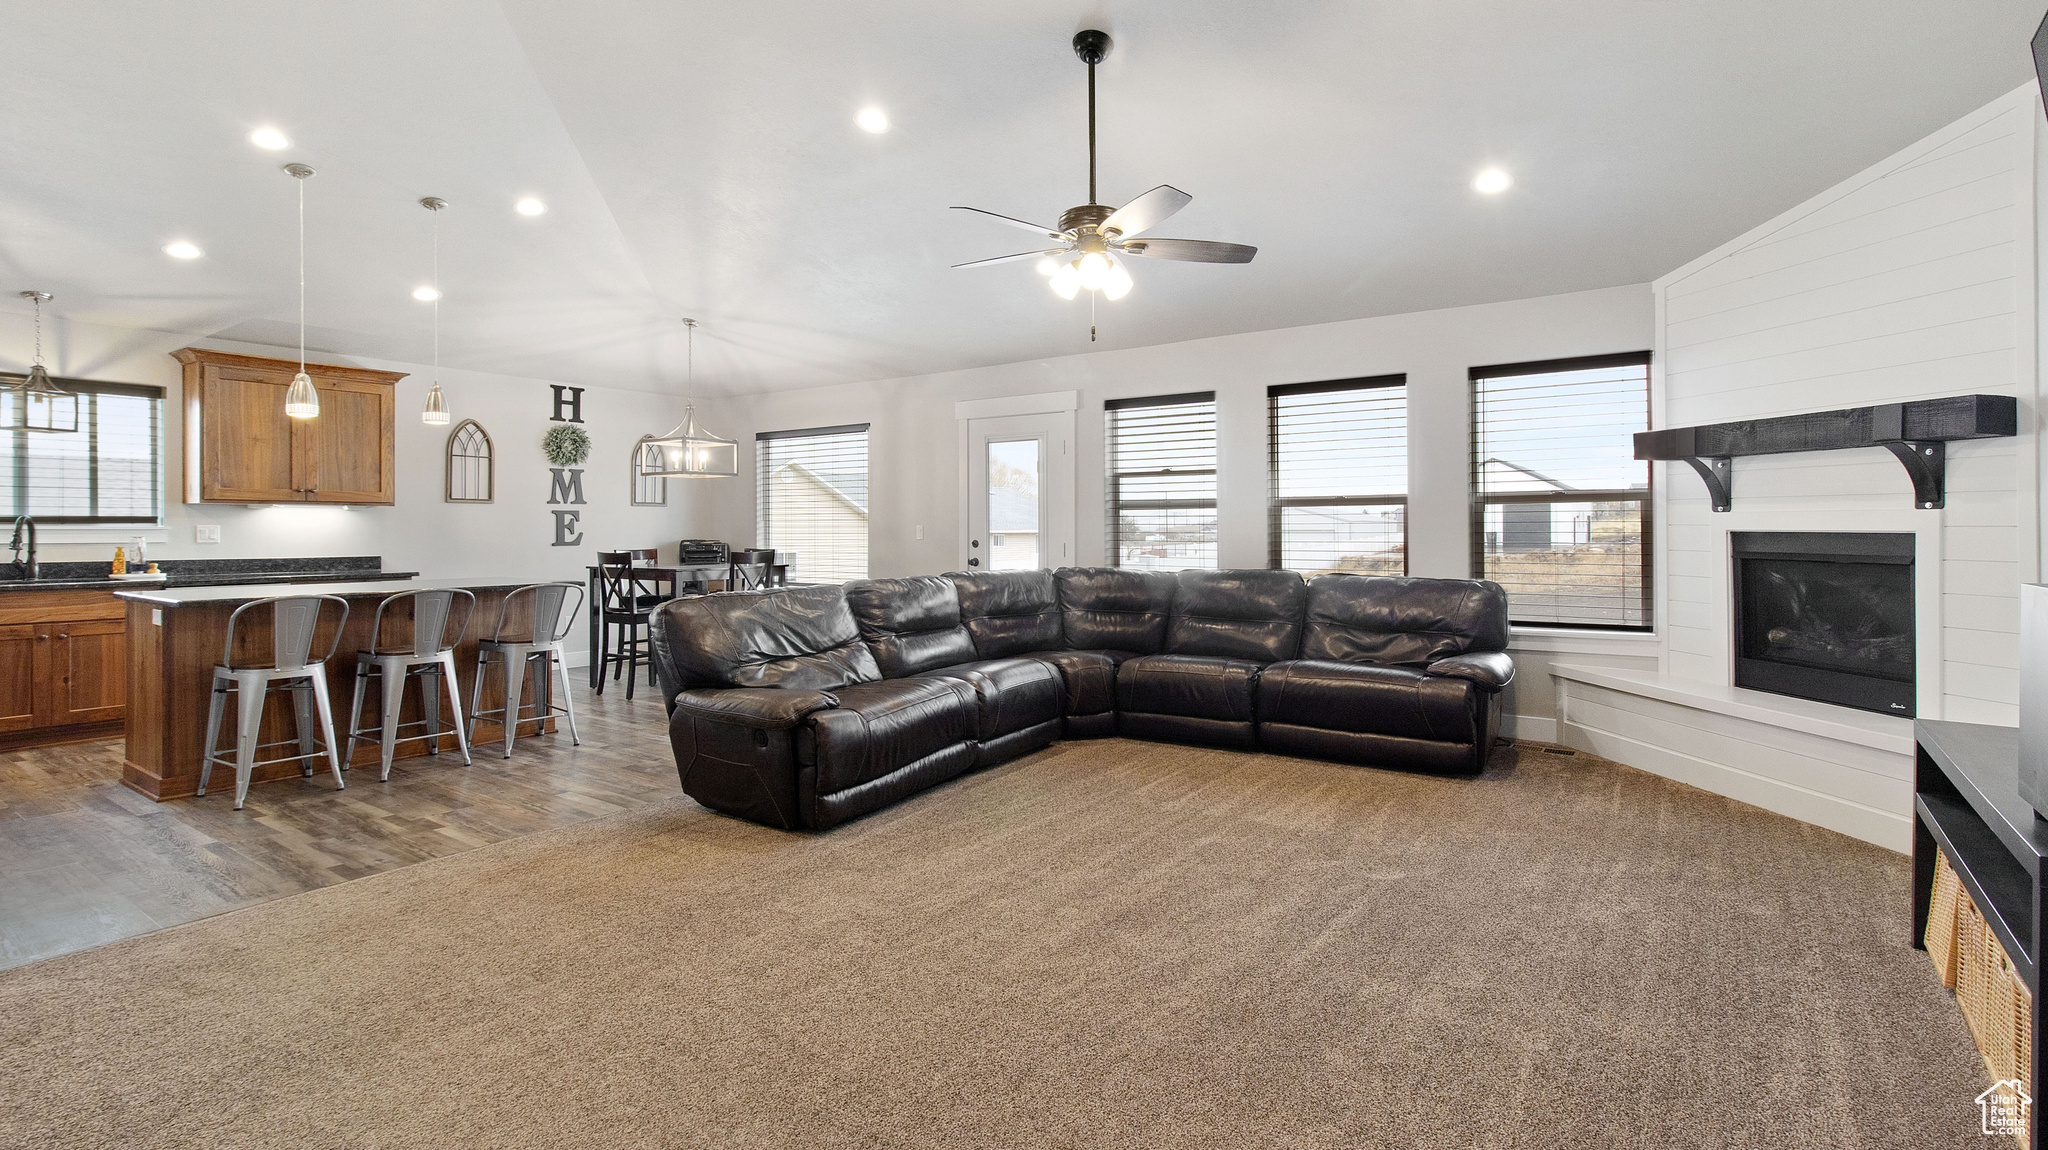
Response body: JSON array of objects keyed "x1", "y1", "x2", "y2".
[
  {"x1": 1269, "y1": 375, "x2": 1405, "y2": 576},
  {"x1": 1106, "y1": 392, "x2": 1215, "y2": 571},
  {"x1": 1470, "y1": 352, "x2": 1652, "y2": 630},
  {"x1": 0, "y1": 377, "x2": 163, "y2": 523},
  {"x1": 756, "y1": 424, "x2": 869, "y2": 582}
]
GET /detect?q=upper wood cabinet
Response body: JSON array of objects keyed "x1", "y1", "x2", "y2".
[{"x1": 174, "y1": 348, "x2": 405, "y2": 504}]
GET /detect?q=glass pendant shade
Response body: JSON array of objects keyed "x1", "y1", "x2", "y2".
[
  {"x1": 638, "y1": 406, "x2": 739, "y2": 478},
  {"x1": 1048, "y1": 261, "x2": 1082, "y2": 300},
  {"x1": 1101, "y1": 257, "x2": 1133, "y2": 300},
  {"x1": 3, "y1": 363, "x2": 80, "y2": 433},
  {"x1": 284, "y1": 371, "x2": 319, "y2": 419},
  {"x1": 1075, "y1": 251, "x2": 1111, "y2": 291},
  {"x1": 421, "y1": 380, "x2": 448, "y2": 425}
]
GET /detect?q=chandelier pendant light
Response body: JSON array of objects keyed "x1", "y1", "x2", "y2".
[
  {"x1": 420, "y1": 197, "x2": 449, "y2": 425},
  {"x1": 283, "y1": 163, "x2": 320, "y2": 420},
  {"x1": 5, "y1": 291, "x2": 78, "y2": 433},
  {"x1": 637, "y1": 319, "x2": 738, "y2": 479}
]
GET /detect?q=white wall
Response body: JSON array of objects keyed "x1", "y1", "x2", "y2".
[
  {"x1": 1654, "y1": 83, "x2": 2043, "y2": 726},
  {"x1": 0, "y1": 311, "x2": 738, "y2": 659}
]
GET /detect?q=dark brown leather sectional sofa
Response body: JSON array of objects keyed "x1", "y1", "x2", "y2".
[{"x1": 647, "y1": 567, "x2": 1514, "y2": 831}]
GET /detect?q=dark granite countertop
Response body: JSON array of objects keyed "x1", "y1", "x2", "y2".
[{"x1": 0, "y1": 556, "x2": 416, "y2": 593}]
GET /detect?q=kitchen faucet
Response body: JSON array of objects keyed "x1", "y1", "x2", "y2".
[{"x1": 9, "y1": 515, "x2": 35, "y2": 580}]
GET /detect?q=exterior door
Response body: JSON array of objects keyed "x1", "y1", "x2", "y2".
[{"x1": 961, "y1": 412, "x2": 1075, "y2": 573}]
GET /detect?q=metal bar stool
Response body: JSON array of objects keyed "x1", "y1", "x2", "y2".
[
  {"x1": 345, "y1": 588, "x2": 476, "y2": 781},
  {"x1": 467, "y1": 581, "x2": 584, "y2": 759},
  {"x1": 200, "y1": 594, "x2": 350, "y2": 810}
]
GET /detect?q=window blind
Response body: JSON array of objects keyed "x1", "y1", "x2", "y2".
[
  {"x1": 1470, "y1": 353, "x2": 1652, "y2": 630},
  {"x1": 0, "y1": 378, "x2": 163, "y2": 523},
  {"x1": 1269, "y1": 376, "x2": 1405, "y2": 576},
  {"x1": 1106, "y1": 392, "x2": 1216, "y2": 571},
  {"x1": 756, "y1": 424, "x2": 869, "y2": 583}
]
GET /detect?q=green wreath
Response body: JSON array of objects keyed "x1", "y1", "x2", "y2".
[{"x1": 542, "y1": 424, "x2": 591, "y2": 467}]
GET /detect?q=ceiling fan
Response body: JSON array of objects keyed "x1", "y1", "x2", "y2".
[{"x1": 951, "y1": 29, "x2": 1256, "y2": 303}]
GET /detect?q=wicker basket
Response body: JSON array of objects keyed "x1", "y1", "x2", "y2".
[
  {"x1": 1928, "y1": 851, "x2": 1965, "y2": 989},
  {"x1": 1939, "y1": 853, "x2": 2034, "y2": 1148}
]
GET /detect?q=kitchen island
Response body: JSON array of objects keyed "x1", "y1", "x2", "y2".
[{"x1": 116, "y1": 578, "x2": 566, "y2": 801}]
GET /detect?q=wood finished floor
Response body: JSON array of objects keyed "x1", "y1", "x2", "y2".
[{"x1": 0, "y1": 683, "x2": 678, "y2": 971}]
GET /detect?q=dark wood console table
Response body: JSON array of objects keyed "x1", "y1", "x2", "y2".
[{"x1": 1913, "y1": 718, "x2": 2042, "y2": 1141}]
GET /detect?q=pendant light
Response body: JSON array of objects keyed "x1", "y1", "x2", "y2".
[
  {"x1": 4, "y1": 291, "x2": 78, "y2": 433},
  {"x1": 419, "y1": 196, "x2": 449, "y2": 425},
  {"x1": 283, "y1": 163, "x2": 319, "y2": 419},
  {"x1": 637, "y1": 319, "x2": 738, "y2": 479}
]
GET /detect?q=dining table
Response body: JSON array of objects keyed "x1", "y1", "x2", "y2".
[{"x1": 583, "y1": 557, "x2": 789, "y2": 689}]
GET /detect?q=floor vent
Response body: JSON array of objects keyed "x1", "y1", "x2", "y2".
[{"x1": 1542, "y1": 747, "x2": 1578, "y2": 756}]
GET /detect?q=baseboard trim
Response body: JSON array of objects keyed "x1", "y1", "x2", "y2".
[
  {"x1": 1500, "y1": 714, "x2": 1558, "y2": 744},
  {"x1": 1557, "y1": 718, "x2": 1911, "y2": 854}
]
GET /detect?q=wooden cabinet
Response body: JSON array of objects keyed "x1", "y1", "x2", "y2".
[
  {"x1": 174, "y1": 347, "x2": 405, "y2": 505},
  {"x1": 0, "y1": 590, "x2": 127, "y2": 748}
]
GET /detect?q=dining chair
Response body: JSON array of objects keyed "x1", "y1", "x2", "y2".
[{"x1": 594, "y1": 549, "x2": 672, "y2": 699}]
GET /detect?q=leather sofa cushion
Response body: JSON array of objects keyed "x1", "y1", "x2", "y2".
[
  {"x1": 1024, "y1": 649, "x2": 1138, "y2": 717},
  {"x1": 652, "y1": 586, "x2": 880, "y2": 691},
  {"x1": 1116, "y1": 654, "x2": 1258, "y2": 723},
  {"x1": 947, "y1": 570, "x2": 1063, "y2": 658},
  {"x1": 1056, "y1": 567, "x2": 1175, "y2": 653},
  {"x1": 1258, "y1": 659, "x2": 1480, "y2": 743},
  {"x1": 912, "y1": 656, "x2": 1063, "y2": 740},
  {"x1": 1301, "y1": 574, "x2": 1509, "y2": 666},
  {"x1": 1165, "y1": 569, "x2": 1306, "y2": 663},
  {"x1": 805, "y1": 677, "x2": 979, "y2": 795},
  {"x1": 845, "y1": 575, "x2": 979, "y2": 677}
]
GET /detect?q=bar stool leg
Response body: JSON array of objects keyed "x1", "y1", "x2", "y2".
[
  {"x1": 467, "y1": 650, "x2": 490, "y2": 747},
  {"x1": 200, "y1": 675, "x2": 228, "y2": 797},
  {"x1": 378, "y1": 658, "x2": 407, "y2": 781},
  {"x1": 307, "y1": 670, "x2": 345, "y2": 792},
  {"x1": 553, "y1": 649, "x2": 582, "y2": 746},
  {"x1": 290, "y1": 684, "x2": 319, "y2": 777},
  {"x1": 344, "y1": 665, "x2": 370, "y2": 772},
  {"x1": 501, "y1": 649, "x2": 526, "y2": 759},
  {"x1": 438, "y1": 651, "x2": 472, "y2": 766},
  {"x1": 231, "y1": 671, "x2": 266, "y2": 810},
  {"x1": 421, "y1": 667, "x2": 443, "y2": 756}
]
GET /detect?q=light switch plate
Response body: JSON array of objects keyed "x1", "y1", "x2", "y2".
[
  {"x1": 195, "y1": 524, "x2": 221, "y2": 544},
  {"x1": 151, "y1": 609, "x2": 162, "y2": 626}
]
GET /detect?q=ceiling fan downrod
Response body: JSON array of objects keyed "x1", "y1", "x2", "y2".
[{"x1": 1074, "y1": 30, "x2": 1111, "y2": 206}]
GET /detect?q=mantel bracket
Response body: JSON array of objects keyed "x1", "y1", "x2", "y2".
[
  {"x1": 1682, "y1": 457, "x2": 1733, "y2": 513},
  {"x1": 1881, "y1": 440, "x2": 1946, "y2": 510}
]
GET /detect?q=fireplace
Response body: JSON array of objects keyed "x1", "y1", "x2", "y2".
[{"x1": 1731, "y1": 532, "x2": 1915, "y2": 717}]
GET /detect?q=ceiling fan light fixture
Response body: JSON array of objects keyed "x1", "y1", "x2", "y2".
[
  {"x1": 1035, "y1": 257, "x2": 1059, "y2": 276},
  {"x1": 1048, "y1": 262, "x2": 1082, "y2": 300},
  {"x1": 1075, "y1": 251, "x2": 1111, "y2": 291},
  {"x1": 1101, "y1": 258, "x2": 1134, "y2": 300}
]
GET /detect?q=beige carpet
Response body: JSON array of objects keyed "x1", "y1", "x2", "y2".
[{"x1": 0, "y1": 739, "x2": 1989, "y2": 1149}]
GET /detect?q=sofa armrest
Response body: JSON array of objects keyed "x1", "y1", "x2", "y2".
[
  {"x1": 673, "y1": 688, "x2": 839, "y2": 730},
  {"x1": 1425, "y1": 651, "x2": 1514, "y2": 690}
]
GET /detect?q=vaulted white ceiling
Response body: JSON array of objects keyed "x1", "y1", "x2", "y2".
[{"x1": 0, "y1": 0, "x2": 2040, "y2": 394}]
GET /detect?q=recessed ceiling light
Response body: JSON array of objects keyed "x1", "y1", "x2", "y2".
[
  {"x1": 1473, "y1": 168, "x2": 1513, "y2": 194},
  {"x1": 514, "y1": 197, "x2": 546, "y2": 216},
  {"x1": 856, "y1": 107, "x2": 889, "y2": 134},
  {"x1": 161, "y1": 241, "x2": 203, "y2": 260},
  {"x1": 412, "y1": 286, "x2": 441, "y2": 302},
  {"x1": 249, "y1": 127, "x2": 291, "y2": 150}
]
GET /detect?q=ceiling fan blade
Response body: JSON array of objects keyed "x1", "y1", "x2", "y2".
[
  {"x1": 1102, "y1": 185, "x2": 1192, "y2": 239},
  {"x1": 1119, "y1": 238, "x2": 1257, "y2": 264},
  {"x1": 951, "y1": 248, "x2": 1071, "y2": 269},
  {"x1": 949, "y1": 206, "x2": 1066, "y2": 240}
]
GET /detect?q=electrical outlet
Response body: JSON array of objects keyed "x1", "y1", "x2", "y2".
[{"x1": 195, "y1": 524, "x2": 221, "y2": 544}]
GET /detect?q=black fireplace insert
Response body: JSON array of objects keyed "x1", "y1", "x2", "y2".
[{"x1": 1731, "y1": 532, "x2": 1914, "y2": 717}]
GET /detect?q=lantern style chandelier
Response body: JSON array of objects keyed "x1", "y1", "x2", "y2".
[
  {"x1": 4, "y1": 291, "x2": 78, "y2": 434},
  {"x1": 637, "y1": 318, "x2": 738, "y2": 479},
  {"x1": 283, "y1": 163, "x2": 319, "y2": 419},
  {"x1": 419, "y1": 196, "x2": 449, "y2": 425}
]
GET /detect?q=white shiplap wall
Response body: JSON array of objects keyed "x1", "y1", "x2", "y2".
[{"x1": 1654, "y1": 84, "x2": 2041, "y2": 727}]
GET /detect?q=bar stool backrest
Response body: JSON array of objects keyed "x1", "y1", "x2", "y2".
[
  {"x1": 371, "y1": 588, "x2": 476, "y2": 657},
  {"x1": 493, "y1": 581, "x2": 585, "y2": 645},
  {"x1": 223, "y1": 595, "x2": 351, "y2": 672}
]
